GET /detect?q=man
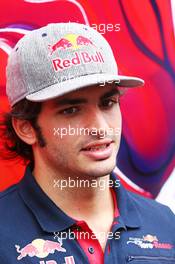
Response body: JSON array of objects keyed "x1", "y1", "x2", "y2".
[{"x1": 0, "y1": 23, "x2": 175, "y2": 264}]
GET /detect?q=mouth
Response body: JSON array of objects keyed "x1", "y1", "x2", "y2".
[
  {"x1": 82, "y1": 142, "x2": 111, "y2": 151},
  {"x1": 81, "y1": 140, "x2": 114, "y2": 160}
]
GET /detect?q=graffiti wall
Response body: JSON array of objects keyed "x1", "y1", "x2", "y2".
[{"x1": 0, "y1": 0, "x2": 174, "y2": 211}]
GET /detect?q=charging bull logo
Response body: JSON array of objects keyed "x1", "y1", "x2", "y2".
[
  {"x1": 48, "y1": 34, "x2": 104, "y2": 72},
  {"x1": 48, "y1": 34, "x2": 94, "y2": 55},
  {"x1": 143, "y1": 235, "x2": 158, "y2": 242},
  {"x1": 15, "y1": 238, "x2": 66, "y2": 260}
]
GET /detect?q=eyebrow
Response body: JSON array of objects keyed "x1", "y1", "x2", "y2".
[
  {"x1": 54, "y1": 88, "x2": 119, "y2": 107},
  {"x1": 100, "y1": 88, "x2": 119, "y2": 100}
]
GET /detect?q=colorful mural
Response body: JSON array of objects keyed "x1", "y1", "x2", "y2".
[{"x1": 0, "y1": 1, "x2": 174, "y2": 204}]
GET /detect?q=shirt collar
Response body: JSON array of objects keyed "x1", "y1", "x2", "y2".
[
  {"x1": 18, "y1": 164, "x2": 141, "y2": 233},
  {"x1": 111, "y1": 171, "x2": 141, "y2": 229},
  {"x1": 18, "y1": 164, "x2": 75, "y2": 233}
]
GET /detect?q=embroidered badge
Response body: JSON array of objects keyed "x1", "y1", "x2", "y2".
[
  {"x1": 127, "y1": 234, "x2": 173, "y2": 249},
  {"x1": 15, "y1": 238, "x2": 66, "y2": 260},
  {"x1": 48, "y1": 34, "x2": 104, "y2": 72},
  {"x1": 48, "y1": 34, "x2": 95, "y2": 55},
  {"x1": 39, "y1": 256, "x2": 75, "y2": 264}
]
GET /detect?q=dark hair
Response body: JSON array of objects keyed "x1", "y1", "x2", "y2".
[{"x1": 0, "y1": 99, "x2": 44, "y2": 163}]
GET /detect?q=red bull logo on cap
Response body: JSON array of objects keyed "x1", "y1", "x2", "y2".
[
  {"x1": 48, "y1": 34, "x2": 104, "y2": 72},
  {"x1": 52, "y1": 51, "x2": 104, "y2": 72},
  {"x1": 48, "y1": 34, "x2": 95, "y2": 55},
  {"x1": 15, "y1": 238, "x2": 66, "y2": 260}
]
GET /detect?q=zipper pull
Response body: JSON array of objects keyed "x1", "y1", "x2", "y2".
[{"x1": 127, "y1": 256, "x2": 134, "y2": 262}]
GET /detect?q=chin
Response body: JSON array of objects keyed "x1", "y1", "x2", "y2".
[{"x1": 85, "y1": 160, "x2": 116, "y2": 178}]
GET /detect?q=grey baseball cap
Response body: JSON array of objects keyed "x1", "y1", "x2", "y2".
[{"x1": 6, "y1": 22, "x2": 144, "y2": 107}]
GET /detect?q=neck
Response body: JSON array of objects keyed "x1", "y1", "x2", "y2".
[{"x1": 33, "y1": 162, "x2": 114, "y2": 221}]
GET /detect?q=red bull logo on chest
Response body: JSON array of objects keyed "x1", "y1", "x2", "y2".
[
  {"x1": 39, "y1": 256, "x2": 75, "y2": 264},
  {"x1": 15, "y1": 238, "x2": 66, "y2": 260},
  {"x1": 127, "y1": 234, "x2": 173, "y2": 250}
]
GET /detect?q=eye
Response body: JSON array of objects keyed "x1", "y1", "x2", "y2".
[
  {"x1": 59, "y1": 106, "x2": 79, "y2": 115},
  {"x1": 100, "y1": 97, "x2": 119, "y2": 109}
]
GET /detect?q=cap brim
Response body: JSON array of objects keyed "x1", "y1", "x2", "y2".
[{"x1": 26, "y1": 73, "x2": 144, "y2": 102}]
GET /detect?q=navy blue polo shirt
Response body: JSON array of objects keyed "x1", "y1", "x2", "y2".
[{"x1": 0, "y1": 164, "x2": 175, "y2": 264}]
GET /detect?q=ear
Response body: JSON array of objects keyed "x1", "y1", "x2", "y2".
[{"x1": 12, "y1": 117, "x2": 37, "y2": 145}]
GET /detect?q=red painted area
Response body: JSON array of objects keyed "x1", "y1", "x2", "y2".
[{"x1": 0, "y1": 0, "x2": 174, "y2": 196}]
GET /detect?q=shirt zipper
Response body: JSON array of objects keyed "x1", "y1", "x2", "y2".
[{"x1": 127, "y1": 256, "x2": 175, "y2": 262}]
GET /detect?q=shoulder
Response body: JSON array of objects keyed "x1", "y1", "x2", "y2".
[
  {"x1": 0, "y1": 184, "x2": 19, "y2": 205},
  {"x1": 128, "y1": 190, "x2": 175, "y2": 222},
  {"x1": 0, "y1": 183, "x2": 27, "y2": 225}
]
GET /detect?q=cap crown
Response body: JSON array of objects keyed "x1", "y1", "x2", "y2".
[{"x1": 6, "y1": 23, "x2": 118, "y2": 106}]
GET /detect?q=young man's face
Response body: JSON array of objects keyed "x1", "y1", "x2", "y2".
[{"x1": 35, "y1": 84, "x2": 122, "y2": 179}]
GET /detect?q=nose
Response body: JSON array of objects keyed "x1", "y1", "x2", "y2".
[{"x1": 85, "y1": 107, "x2": 109, "y2": 137}]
